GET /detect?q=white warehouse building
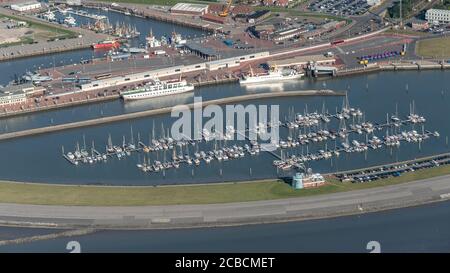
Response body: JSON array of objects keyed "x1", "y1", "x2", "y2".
[
  {"x1": 425, "y1": 9, "x2": 450, "y2": 23},
  {"x1": 10, "y1": 1, "x2": 42, "y2": 12},
  {"x1": 170, "y1": 3, "x2": 209, "y2": 16}
]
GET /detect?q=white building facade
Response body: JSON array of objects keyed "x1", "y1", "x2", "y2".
[
  {"x1": 425, "y1": 9, "x2": 450, "y2": 23},
  {"x1": 10, "y1": 1, "x2": 42, "y2": 12}
]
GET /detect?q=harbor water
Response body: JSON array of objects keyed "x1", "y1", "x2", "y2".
[{"x1": 0, "y1": 70, "x2": 448, "y2": 185}]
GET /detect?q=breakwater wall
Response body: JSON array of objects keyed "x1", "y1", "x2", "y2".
[{"x1": 0, "y1": 228, "x2": 95, "y2": 246}]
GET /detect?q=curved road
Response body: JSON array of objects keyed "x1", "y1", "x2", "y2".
[{"x1": 1, "y1": 174, "x2": 450, "y2": 229}]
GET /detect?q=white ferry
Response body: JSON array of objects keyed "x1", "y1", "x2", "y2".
[
  {"x1": 120, "y1": 78, "x2": 194, "y2": 101},
  {"x1": 239, "y1": 66, "x2": 303, "y2": 85}
]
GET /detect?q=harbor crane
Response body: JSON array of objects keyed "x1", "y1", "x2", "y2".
[{"x1": 219, "y1": 0, "x2": 232, "y2": 17}]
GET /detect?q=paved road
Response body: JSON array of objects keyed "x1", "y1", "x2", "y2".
[{"x1": 0, "y1": 174, "x2": 449, "y2": 229}]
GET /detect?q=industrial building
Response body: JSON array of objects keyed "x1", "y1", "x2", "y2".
[
  {"x1": 246, "y1": 10, "x2": 271, "y2": 24},
  {"x1": 170, "y1": 3, "x2": 209, "y2": 16},
  {"x1": 425, "y1": 9, "x2": 450, "y2": 24},
  {"x1": 271, "y1": 27, "x2": 308, "y2": 41},
  {"x1": 183, "y1": 41, "x2": 220, "y2": 60},
  {"x1": 0, "y1": 91, "x2": 26, "y2": 105},
  {"x1": 268, "y1": 55, "x2": 336, "y2": 68},
  {"x1": 10, "y1": 1, "x2": 41, "y2": 12},
  {"x1": 205, "y1": 52, "x2": 270, "y2": 70},
  {"x1": 267, "y1": 55, "x2": 336, "y2": 68},
  {"x1": 410, "y1": 19, "x2": 429, "y2": 30},
  {"x1": 249, "y1": 24, "x2": 276, "y2": 40}
]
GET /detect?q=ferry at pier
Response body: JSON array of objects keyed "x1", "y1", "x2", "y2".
[
  {"x1": 92, "y1": 40, "x2": 120, "y2": 50},
  {"x1": 64, "y1": 15, "x2": 76, "y2": 27},
  {"x1": 120, "y1": 78, "x2": 194, "y2": 101},
  {"x1": 240, "y1": 67, "x2": 303, "y2": 85}
]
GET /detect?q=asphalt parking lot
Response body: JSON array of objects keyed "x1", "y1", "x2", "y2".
[{"x1": 326, "y1": 35, "x2": 415, "y2": 68}]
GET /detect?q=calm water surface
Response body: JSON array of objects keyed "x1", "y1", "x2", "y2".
[{"x1": 1, "y1": 200, "x2": 450, "y2": 252}]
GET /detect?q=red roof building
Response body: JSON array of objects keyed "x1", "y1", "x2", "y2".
[
  {"x1": 201, "y1": 13, "x2": 227, "y2": 24},
  {"x1": 231, "y1": 5, "x2": 252, "y2": 15}
]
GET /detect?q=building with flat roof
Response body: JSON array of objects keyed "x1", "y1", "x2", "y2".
[
  {"x1": 425, "y1": 9, "x2": 450, "y2": 23},
  {"x1": 183, "y1": 41, "x2": 220, "y2": 60},
  {"x1": 10, "y1": 1, "x2": 41, "y2": 12},
  {"x1": 271, "y1": 27, "x2": 308, "y2": 41},
  {"x1": 292, "y1": 172, "x2": 326, "y2": 189},
  {"x1": 267, "y1": 55, "x2": 335, "y2": 68},
  {"x1": 0, "y1": 82, "x2": 44, "y2": 96},
  {"x1": 170, "y1": 3, "x2": 209, "y2": 16}
]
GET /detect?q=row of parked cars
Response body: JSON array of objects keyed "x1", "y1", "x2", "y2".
[{"x1": 336, "y1": 156, "x2": 450, "y2": 183}]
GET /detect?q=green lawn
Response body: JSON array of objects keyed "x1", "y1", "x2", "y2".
[
  {"x1": 99, "y1": 0, "x2": 346, "y2": 22},
  {"x1": 0, "y1": 164, "x2": 449, "y2": 206},
  {"x1": 416, "y1": 36, "x2": 450, "y2": 58}
]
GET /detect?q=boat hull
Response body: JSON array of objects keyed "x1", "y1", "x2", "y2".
[
  {"x1": 121, "y1": 86, "x2": 194, "y2": 101},
  {"x1": 239, "y1": 73, "x2": 303, "y2": 85},
  {"x1": 92, "y1": 42, "x2": 120, "y2": 50}
]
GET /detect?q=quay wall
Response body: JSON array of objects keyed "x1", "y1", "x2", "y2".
[{"x1": 0, "y1": 90, "x2": 344, "y2": 141}]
